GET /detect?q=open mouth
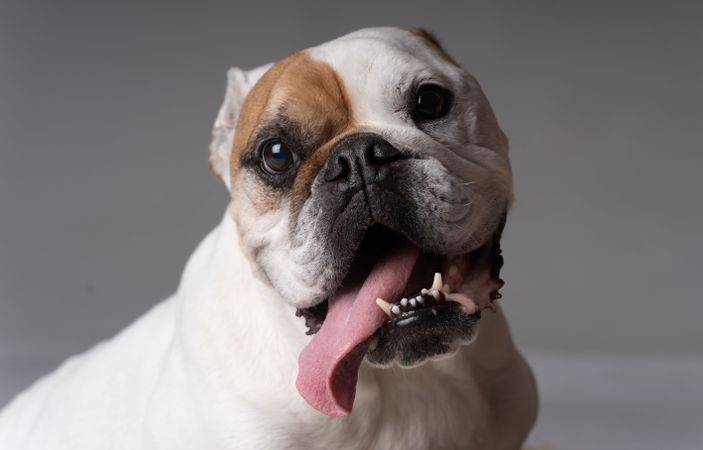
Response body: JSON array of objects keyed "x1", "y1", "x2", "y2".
[
  {"x1": 296, "y1": 223, "x2": 505, "y2": 334},
  {"x1": 295, "y1": 218, "x2": 506, "y2": 417}
]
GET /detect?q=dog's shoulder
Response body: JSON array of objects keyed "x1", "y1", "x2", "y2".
[{"x1": 0, "y1": 300, "x2": 176, "y2": 449}]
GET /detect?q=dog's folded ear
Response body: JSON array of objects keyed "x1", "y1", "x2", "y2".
[
  {"x1": 412, "y1": 28, "x2": 458, "y2": 67},
  {"x1": 209, "y1": 63, "x2": 271, "y2": 188}
]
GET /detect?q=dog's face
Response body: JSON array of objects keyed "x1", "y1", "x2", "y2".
[{"x1": 209, "y1": 27, "x2": 513, "y2": 416}]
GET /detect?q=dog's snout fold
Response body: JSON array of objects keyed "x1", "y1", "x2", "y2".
[{"x1": 323, "y1": 133, "x2": 401, "y2": 183}]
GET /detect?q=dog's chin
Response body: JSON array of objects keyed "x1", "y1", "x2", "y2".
[{"x1": 295, "y1": 217, "x2": 506, "y2": 369}]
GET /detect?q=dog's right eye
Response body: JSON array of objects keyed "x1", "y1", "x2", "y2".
[{"x1": 261, "y1": 140, "x2": 294, "y2": 173}]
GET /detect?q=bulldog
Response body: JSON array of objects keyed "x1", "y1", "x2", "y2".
[{"x1": 0, "y1": 27, "x2": 537, "y2": 449}]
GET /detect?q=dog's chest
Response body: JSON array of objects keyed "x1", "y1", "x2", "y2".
[{"x1": 286, "y1": 365, "x2": 489, "y2": 450}]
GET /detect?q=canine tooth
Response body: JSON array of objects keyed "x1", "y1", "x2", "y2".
[
  {"x1": 401, "y1": 298, "x2": 408, "y2": 307},
  {"x1": 391, "y1": 305, "x2": 401, "y2": 316},
  {"x1": 432, "y1": 272, "x2": 443, "y2": 291},
  {"x1": 375, "y1": 298, "x2": 393, "y2": 318},
  {"x1": 409, "y1": 298, "x2": 417, "y2": 307}
]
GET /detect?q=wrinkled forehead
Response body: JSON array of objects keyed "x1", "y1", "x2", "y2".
[
  {"x1": 309, "y1": 28, "x2": 462, "y2": 124},
  {"x1": 231, "y1": 28, "x2": 461, "y2": 164}
]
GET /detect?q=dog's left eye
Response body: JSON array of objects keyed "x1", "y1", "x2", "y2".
[
  {"x1": 414, "y1": 84, "x2": 451, "y2": 121},
  {"x1": 261, "y1": 140, "x2": 294, "y2": 173}
]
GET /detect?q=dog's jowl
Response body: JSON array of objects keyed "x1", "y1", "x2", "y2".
[{"x1": 0, "y1": 27, "x2": 537, "y2": 450}]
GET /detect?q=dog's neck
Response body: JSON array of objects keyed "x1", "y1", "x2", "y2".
[
  {"x1": 145, "y1": 209, "x2": 529, "y2": 449},
  {"x1": 176, "y1": 208, "x2": 309, "y2": 389}
]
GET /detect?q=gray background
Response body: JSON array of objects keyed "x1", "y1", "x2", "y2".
[{"x1": 1, "y1": 1, "x2": 702, "y2": 448}]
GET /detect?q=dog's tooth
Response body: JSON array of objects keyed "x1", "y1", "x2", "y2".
[
  {"x1": 391, "y1": 305, "x2": 401, "y2": 316},
  {"x1": 420, "y1": 288, "x2": 428, "y2": 295},
  {"x1": 401, "y1": 297, "x2": 408, "y2": 307},
  {"x1": 409, "y1": 298, "x2": 417, "y2": 307},
  {"x1": 430, "y1": 288, "x2": 442, "y2": 301},
  {"x1": 375, "y1": 298, "x2": 393, "y2": 318},
  {"x1": 431, "y1": 272, "x2": 443, "y2": 291},
  {"x1": 417, "y1": 295, "x2": 425, "y2": 305}
]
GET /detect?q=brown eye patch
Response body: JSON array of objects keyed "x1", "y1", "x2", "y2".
[{"x1": 229, "y1": 52, "x2": 355, "y2": 215}]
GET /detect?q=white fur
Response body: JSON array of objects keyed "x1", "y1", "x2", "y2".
[{"x1": 0, "y1": 28, "x2": 537, "y2": 449}]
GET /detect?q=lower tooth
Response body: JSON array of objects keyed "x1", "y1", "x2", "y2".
[
  {"x1": 391, "y1": 305, "x2": 401, "y2": 316},
  {"x1": 432, "y1": 272, "x2": 443, "y2": 291},
  {"x1": 409, "y1": 298, "x2": 417, "y2": 307}
]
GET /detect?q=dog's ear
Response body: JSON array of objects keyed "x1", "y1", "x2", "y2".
[
  {"x1": 209, "y1": 64, "x2": 271, "y2": 188},
  {"x1": 411, "y1": 28, "x2": 458, "y2": 66}
]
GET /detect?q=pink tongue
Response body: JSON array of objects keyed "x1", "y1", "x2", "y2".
[{"x1": 296, "y1": 241, "x2": 419, "y2": 416}]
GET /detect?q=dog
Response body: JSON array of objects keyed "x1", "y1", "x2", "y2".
[{"x1": 0, "y1": 27, "x2": 537, "y2": 449}]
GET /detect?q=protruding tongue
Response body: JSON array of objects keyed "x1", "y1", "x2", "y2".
[{"x1": 296, "y1": 241, "x2": 419, "y2": 416}]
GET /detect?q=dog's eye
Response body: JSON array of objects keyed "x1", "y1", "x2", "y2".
[
  {"x1": 261, "y1": 140, "x2": 294, "y2": 173},
  {"x1": 414, "y1": 84, "x2": 451, "y2": 120}
]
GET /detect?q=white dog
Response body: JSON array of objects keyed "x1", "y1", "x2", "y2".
[{"x1": 0, "y1": 27, "x2": 537, "y2": 449}]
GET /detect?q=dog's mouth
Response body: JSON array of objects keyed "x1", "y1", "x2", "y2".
[
  {"x1": 295, "y1": 218, "x2": 506, "y2": 417},
  {"x1": 296, "y1": 223, "x2": 505, "y2": 335}
]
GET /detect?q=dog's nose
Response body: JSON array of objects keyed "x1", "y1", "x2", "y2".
[{"x1": 323, "y1": 133, "x2": 401, "y2": 183}]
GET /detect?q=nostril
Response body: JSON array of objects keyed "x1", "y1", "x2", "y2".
[
  {"x1": 324, "y1": 155, "x2": 351, "y2": 182},
  {"x1": 324, "y1": 134, "x2": 401, "y2": 184},
  {"x1": 366, "y1": 141, "x2": 401, "y2": 165}
]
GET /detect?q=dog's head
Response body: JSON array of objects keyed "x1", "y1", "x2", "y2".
[{"x1": 209, "y1": 27, "x2": 512, "y2": 416}]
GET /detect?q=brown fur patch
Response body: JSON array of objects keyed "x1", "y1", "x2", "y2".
[
  {"x1": 229, "y1": 52, "x2": 354, "y2": 216},
  {"x1": 412, "y1": 28, "x2": 459, "y2": 66}
]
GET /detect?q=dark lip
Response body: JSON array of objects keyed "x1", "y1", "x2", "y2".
[
  {"x1": 388, "y1": 299, "x2": 481, "y2": 329},
  {"x1": 295, "y1": 300, "x2": 329, "y2": 336}
]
